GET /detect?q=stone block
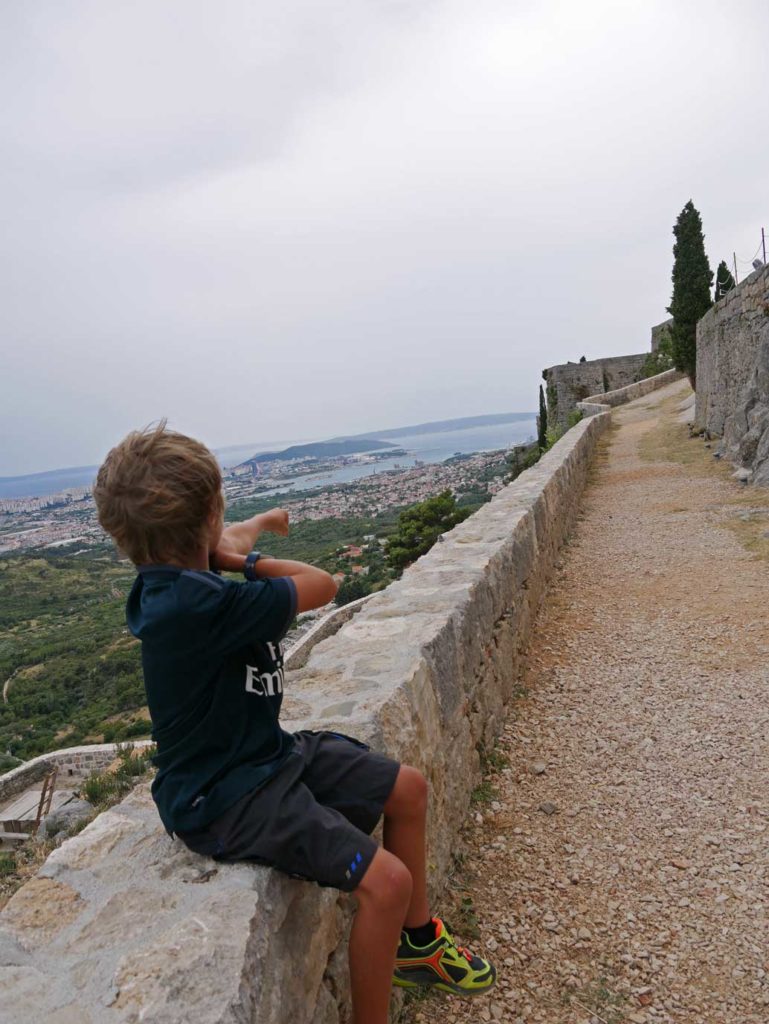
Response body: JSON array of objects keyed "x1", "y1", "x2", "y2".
[
  {"x1": 43, "y1": 810, "x2": 142, "y2": 874},
  {"x1": 1, "y1": 878, "x2": 84, "y2": 949}
]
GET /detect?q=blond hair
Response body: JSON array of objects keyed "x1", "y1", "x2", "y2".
[{"x1": 94, "y1": 422, "x2": 223, "y2": 565}]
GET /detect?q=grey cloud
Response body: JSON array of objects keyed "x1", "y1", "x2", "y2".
[{"x1": 1, "y1": 0, "x2": 768, "y2": 474}]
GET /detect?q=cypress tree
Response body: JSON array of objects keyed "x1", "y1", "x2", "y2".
[
  {"x1": 714, "y1": 260, "x2": 736, "y2": 302},
  {"x1": 666, "y1": 200, "x2": 713, "y2": 389},
  {"x1": 538, "y1": 384, "x2": 548, "y2": 450}
]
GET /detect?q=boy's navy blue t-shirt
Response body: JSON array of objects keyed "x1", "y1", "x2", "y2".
[{"x1": 126, "y1": 566, "x2": 298, "y2": 835}]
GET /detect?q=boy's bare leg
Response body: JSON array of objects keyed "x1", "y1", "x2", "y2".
[
  {"x1": 382, "y1": 766, "x2": 430, "y2": 927},
  {"x1": 351, "y1": 848, "x2": 412, "y2": 1024}
]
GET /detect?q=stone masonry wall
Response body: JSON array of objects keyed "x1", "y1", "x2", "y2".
[
  {"x1": 577, "y1": 368, "x2": 683, "y2": 418},
  {"x1": 0, "y1": 371, "x2": 678, "y2": 1024},
  {"x1": 695, "y1": 264, "x2": 769, "y2": 483},
  {"x1": 650, "y1": 318, "x2": 673, "y2": 353},
  {"x1": 542, "y1": 353, "x2": 648, "y2": 430},
  {"x1": 0, "y1": 743, "x2": 154, "y2": 807}
]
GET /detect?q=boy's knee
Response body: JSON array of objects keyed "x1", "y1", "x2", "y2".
[
  {"x1": 357, "y1": 849, "x2": 412, "y2": 911},
  {"x1": 385, "y1": 765, "x2": 428, "y2": 818}
]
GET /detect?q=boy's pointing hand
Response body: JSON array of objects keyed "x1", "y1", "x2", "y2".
[{"x1": 262, "y1": 508, "x2": 289, "y2": 537}]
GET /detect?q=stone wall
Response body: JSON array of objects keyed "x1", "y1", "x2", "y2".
[
  {"x1": 651, "y1": 318, "x2": 673, "y2": 353},
  {"x1": 695, "y1": 264, "x2": 769, "y2": 483},
  {"x1": 542, "y1": 353, "x2": 648, "y2": 430},
  {"x1": 578, "y1": 368, "x2": 684, "y2": 418},
  {"x1": 0, "y1": 370, "x2": 679, "y2": 1024},
  {"x1": 284, "y1": 595, "x2": 375, "y2": 671},
  {"x1": 0, "y1": 742, "x2": 154, "y2": 806}
]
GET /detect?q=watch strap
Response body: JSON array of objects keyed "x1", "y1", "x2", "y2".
[{"x1": 243, "y1": 551, "x2": 262, "y2": 581}]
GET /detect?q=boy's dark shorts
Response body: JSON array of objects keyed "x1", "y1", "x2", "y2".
[{"x1": 176, "y1": 730, "x2": 401, "y2": 892}]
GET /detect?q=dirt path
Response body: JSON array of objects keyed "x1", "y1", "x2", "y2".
[
  {"x1": 405, "y1": 379, "x2": 769, "y2": 1024},
  {"x1": 2, "y1": 668, "x2": 19, "y2": 705}
]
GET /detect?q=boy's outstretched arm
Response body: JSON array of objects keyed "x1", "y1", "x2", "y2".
[
  {"x1": 212, "y1": 507, "x2": 337, "y2": 611},
  {"x1": 216, "y1": 508, "x2": 289, "y2": 556},
  {"x1": 212, "y1": 547, "x2": 338, "y2": 613}
]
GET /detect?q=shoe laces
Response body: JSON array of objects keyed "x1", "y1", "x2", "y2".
[{"x1": 440, "y1": 920, "x2": 474, "y2": 963}]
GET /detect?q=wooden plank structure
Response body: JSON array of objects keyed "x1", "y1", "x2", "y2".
[{"x1": 0, "y1": 769, "x2": 76, "y2": 848}]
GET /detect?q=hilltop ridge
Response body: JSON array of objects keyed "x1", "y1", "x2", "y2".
[{"x1": 331, "y1": 411, "x2": 535, "y2": 442}]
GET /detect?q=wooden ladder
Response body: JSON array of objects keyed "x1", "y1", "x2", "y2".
[{"x1": 34, "y1": 767, "x2": 58, "y2": 829}]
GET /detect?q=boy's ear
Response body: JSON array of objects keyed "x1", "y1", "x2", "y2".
[{"x1": 206, "y1": 496, "x2": 225, "y2": 549}]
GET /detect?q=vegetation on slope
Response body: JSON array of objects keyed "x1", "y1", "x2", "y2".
[
  {"x1": 0, "y1": 513, "x2": 408, "y2": 759},
  {"x1": 1, "y1": 457, "x2": 510, "y2": 761}
]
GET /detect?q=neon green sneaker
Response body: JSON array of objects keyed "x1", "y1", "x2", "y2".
[{"x1": 393, "y1": 917, "x2": 497, "y2": 996}]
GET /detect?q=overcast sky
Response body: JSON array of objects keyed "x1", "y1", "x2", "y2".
[{"x1": 2, "y1": 0, "x2": 767, "y2": 475}]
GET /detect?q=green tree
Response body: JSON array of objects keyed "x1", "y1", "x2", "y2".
[
  {"x1": 537, "y1": 385, "x2": 548, "y2": 450},
  {"x1": 666, "y1": 200, "x2": 713, "y2": 388},
  {"x1": 386, "y1": 490, "x2": 471, "y2": 572},
  {"x1": 714, "y1": 259, "x2": 736, "y2": 302},
  {"x1": 335, "y1": 576, "x2": 371, "y2": 606}
]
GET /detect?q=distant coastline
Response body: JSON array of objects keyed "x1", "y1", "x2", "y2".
[
  {"x1": 0, "y1": 411, "x2": 536, "y2": 500},
  {"x1": 334, "y1": 412, "x2": 535, "y2": 442}
]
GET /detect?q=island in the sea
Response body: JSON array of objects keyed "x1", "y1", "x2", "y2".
[{"x1": 233, "y1": 437, "x2": 399, "y2": 472}]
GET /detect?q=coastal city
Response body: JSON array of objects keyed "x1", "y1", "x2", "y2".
[
  {"x1": 269, "y1": 449, "x2": 509, "y2": 522},
  {"x1": 0, "y1": 447, "x2": 512, "y2": 556}
]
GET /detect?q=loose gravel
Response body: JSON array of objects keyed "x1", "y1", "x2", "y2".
[{"x1": 404, "y1": 380, "x2": 769, "y2": 1024}]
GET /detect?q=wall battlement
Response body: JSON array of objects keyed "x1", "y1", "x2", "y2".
[{"x1": 543, "y1": 353, "x2": 648, "y2": 429}]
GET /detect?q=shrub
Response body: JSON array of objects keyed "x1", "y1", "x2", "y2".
[
  {"x1": 545, "y1": 424, "x2": 564, "y2": 450},
  {"x1": 386, "y1": 491, "x2": 471, "y2": 572},
  {"x1": 0, "y1": 752, "x2": 23, "y2": 774},
  {"x1": 641, "y1": 332, "x2": 674, "y2": 378},
  {"x1": 335, "y1": 577, "x2": 371, "y2": 606},
  {"x1": 80, "y1": 743, "x2": 155, "y2": 807},
  {"x1": 0, "y1": 853, "x2": 17, "y2": 876}
]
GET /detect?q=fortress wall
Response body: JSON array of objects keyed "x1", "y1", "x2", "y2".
[
  {"x1": 0, "y1": 370, "x2": 678, "y2": 1024},
  {"x1": 542, "y1": 353, "x2": 648, "y2": 430},
  {"x1": 695, "y1": 264, "x2": 769, "y2": 483},
  {"x1": 651, "y1": 318, "x2": 673, "y2": 353}
]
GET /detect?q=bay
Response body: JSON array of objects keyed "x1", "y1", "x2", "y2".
[
  {"x1": 239, "y1": 419, "x2": 537, "y2": 498},
  {"x1": 1, "y1": 418, "x2": 536, "y2": 500}
]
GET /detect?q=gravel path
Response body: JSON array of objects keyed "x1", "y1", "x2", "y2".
[{"x1": 405, "y1": 380, "x2": 769, "y2": 1024}]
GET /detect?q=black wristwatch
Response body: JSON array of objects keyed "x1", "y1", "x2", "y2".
[{"x1": 243, "y1": 551, "x2": 262, "y2": 581}]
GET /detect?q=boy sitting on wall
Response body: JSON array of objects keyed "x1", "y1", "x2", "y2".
[{"x1": 94, "y1": 423, "x2": 496, "y2": 1024}]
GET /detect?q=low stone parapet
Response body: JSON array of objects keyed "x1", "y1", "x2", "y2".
[
  {"x1": 578, "y1": 367, "x2": 683, "y2": 416},
  {"x1": 1, "y1": 406, "x2": 618, "y2": 1024},
  {"x1": 0, "y1": 741, "x2": 154, "y2": 807},
  {"x1": 285, "y1": 594, "x2": 375, "y2": 671}
]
